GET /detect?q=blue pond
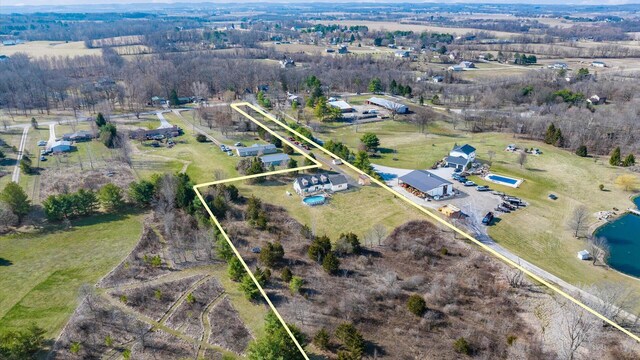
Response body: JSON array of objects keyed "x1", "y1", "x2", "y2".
[
  {"x1": 594, "y1": 196, "x2": 640, "y2": 277},
  {"x1": 303, "y1": 195, "x2": 326, "y2": 206},
  {"x1": 487, "y1": 174, "x2": 518, "y2": 185}
]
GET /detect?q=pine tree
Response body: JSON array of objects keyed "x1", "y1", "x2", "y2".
[
  {"x1": 622, "y1": 153, "x2": 636, "y2": 167},
  {"x1": 575, "y1": 145, "x2": 588, "y2": 157},
  {"x1": 544, "y1": 123, "x2": 556, "y2": 144},
  {"x1": 554, "y1": 129, "x2": 564, "y2": 147},
  {"x1": 609, "y1": 147, "x2": 622, "y2": 166}
]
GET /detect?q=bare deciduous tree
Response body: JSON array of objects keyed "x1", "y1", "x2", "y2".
[
  {"x1": 588, "y1": 235, "x2": 610, "y2": 266},
  {"x1": 517, "y1": 151, "x2": 528, "y2": 168},
  {"x1": 567, "y1": 205, "x2": 590, "y2": 238},
  {"x1": 559, "y1": 301, "x2": 595, "y2": 360}
]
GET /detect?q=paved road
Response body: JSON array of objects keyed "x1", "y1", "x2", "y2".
[
  {"x1": 156, "y1": 111, "x2": 173, "y2": 129},
  {"x1": 47, "y1": 123, "x2": 56, "y2": 148},
  {"x1": 11, "y1": 126, "x2": 29, "y2": 183}
]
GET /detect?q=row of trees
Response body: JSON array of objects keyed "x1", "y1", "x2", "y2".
[{"x1": 609, "y1": 147, "x2": 636, "y2": 167}]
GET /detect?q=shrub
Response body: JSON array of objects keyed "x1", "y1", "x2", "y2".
[
  {"x1": 599, "y1": 184, "x2": 605, "y2": 191},
  {"x1": 195, "y1": 133, "x2": 207, "y2": 142},
  {"x1": 439, "y1": 247, "x2": 449, "y2": 256},
  {"x1": 259, "y1": 241, "x2": 285, "y2": 268},
  {"x1": 98, "y1": 183, "x2": 124, "y2": 212},
  {"x1": 407, "y1": 294, "x2": 427, "y2": 316},
  {"x1": 322, "y1": 251, "x2": 340, "y2": 275},
  {"x1": 575, "y1": 145, "x2": 588, "y2": 157},
  {"x1": 453, "y1": 337, "x2": 471, "y2": 355},
  {"x1": 335, "y1": 323, "x2": 364, "y2": 358},
  {"x1": 239, "y1": 273, "x2": 261, "y2": 301},
  {"x1": 281, "y1": 267, "x2": 293, "y2": 283},
  {"x1": 313, "y1": 328, "x2": 330, "y2": 350},
  {"x1": 289, "y1": 276, "x2": 303, "y2": 295},
  {"x1": 228, "y1": 256, "x2": 244, "y2": 282},
  {"x1": 308, "y1": 235, "x2": 332, "y2": 262},
  {"x1": 507, "y1": 335, "x2": 518, "y2": 346}
]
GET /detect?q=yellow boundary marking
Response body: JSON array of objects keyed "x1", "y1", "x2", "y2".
[{"x1": 193, "y1": 102, "x2": 639, "y2": 358}]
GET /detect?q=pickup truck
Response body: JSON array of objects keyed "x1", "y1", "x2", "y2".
[{"x1": 482, "y1": 212, "x2": 494, "y2": 225}]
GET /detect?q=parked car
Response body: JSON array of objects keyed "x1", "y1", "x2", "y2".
[
  {"x1": 251, "y1": 247, "x2": 261, "y2": 253},
  {"x1": 457, "y1": 177, "x2": 467, "y2": 183},
  {"x1": 226, "y1": 151, "x2": 233, "y2": 156},
  {"x1": 476, "y1": 185, "x2": 490, "y2": 191},
  {"x1": 234, "y1": 142, "x2": 243, "y2": 147},
  {"x1": 464, "y1": 181, "x2": 476, "y2": 187},
  {"x1": 40, "y1": 156, "x2": 46, "y2": 161},
  {"x1": 548, "y1": 194, "x2": 558, "y2": 200},
  {"x1": 482, "y1": 212, "x2": 494, "y2": 225},
  {"x1": 37, "y1": 140, "x2": 47, "y2": 146}
]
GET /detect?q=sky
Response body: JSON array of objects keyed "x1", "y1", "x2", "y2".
[{"x1": 2, "y1": 0, "x2": 638, "y2": 7}]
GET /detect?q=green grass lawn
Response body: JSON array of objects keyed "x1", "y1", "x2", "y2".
[
  {"x1": 0, "y1": 211, "x2": 145, "y2": 336},
  {"x1": 328, "y1": 119, "x2": 640, "y2": 310}
]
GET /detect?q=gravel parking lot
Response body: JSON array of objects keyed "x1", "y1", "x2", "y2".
[{"x1": 373, "y1": 164, "x2": 503, "y2": 228}]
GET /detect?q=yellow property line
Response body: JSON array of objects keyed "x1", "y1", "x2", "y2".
[{"x1": 193, "y1": 102, "x2": 639, "y2": 358}]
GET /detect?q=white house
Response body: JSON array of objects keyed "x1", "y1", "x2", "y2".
[
  {"x1": 293, "y1": 174, "x2": 348, "y2": 195},
  {"x1": 445, "y1": 144, "x2": 476, "y2": 170},
  {"x1": 591, "y1": 61, "x2": 606, "y2": 68},
  {"x1": 399, "y1": 170, "x2": 454, "y2": 198},
  {"x1": 448, "y1": 65, "x2": 464, "y2": 72},
  {"x1": 459, "y1": 61, "x2": 475, "y2": 69},
  {"x1": 394, "y1": 50, "x2": 410, "y2": 58},
  {"x1": 236, "y1": 144, "x2": 277, "y2": 157}
]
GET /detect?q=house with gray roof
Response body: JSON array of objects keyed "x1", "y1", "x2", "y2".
[
  {"x1": 398, "y1": 170, "x2": 453, "y2": 198},
  {"x1": 49, "y1": 140, "x2": 75, "y2": 153},
  {"x1": 446, "y1": 144, "x2": 476, "y2": 170},
  {"x1": 293, "y1": 173, "x2": 348, "y2": 195},
  {"x1": 236, "y1": 144, "x2": 277, "y2": 157},
  {"x1": 260, "y1": 153, "x2": 290, "y2": 167},
  {"x1": 365, "y1": 97, "x2": 409, "y2": 114},
  {"x1": 63, "y1": 130, "x2": 95, "y2": 142}
]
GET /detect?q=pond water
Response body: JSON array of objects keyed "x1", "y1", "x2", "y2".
[{"x1": 594, "y1": 196, "x2": 640, "y2": 277}]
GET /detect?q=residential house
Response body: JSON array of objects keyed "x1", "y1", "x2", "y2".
[
  {"x1": 548, "y1": 62, "x2": 568, "y2": 70},
  {"x1": 338, "y1": 46, "x2": 348, "y2": 54},
  {"x1": 62, "y1": 130, "x2": 95, "y2": 142},
  {"x1": 280, "y1": 58, "x2": 296, "y2": 68},
  {"x1": 394, "y1": 50, "x2": 410, "y2": 58},
  {"x1": 591, "y1": 61, "x2": 606, "y2": 68},
  {"x1": 293, "y1": 173, "x2": 348, "y2": 195},
  {"x1": 328, "y1": 100, "x2": 355, "y2": 113},
  {"x1": 49, "y1": 140, "x2": 74, "y2": 153},
  {"x1": 236, "y1": 143, "x2": 277, "y2": 157},
  {"x1": 129, "y1": 125, "x2": 182, "y2": 140},
  {"x1": 151, "y1": 96, "x2": 167, "y2": 106},
  {"x1": 260, "y1": 153, "x2": 290, "y2": 167},
  {"x1": 459, "y1": 61, "x2": 475, "y2": 69},
  {"x1": 432, "y1": 75, "x2": 444, "y2": 83},
  {"x1": 365, "y1": 97, "x2": 409, "y2": 114},
  {"x1": 445, "y1": 144, "x2": 476, "y2": 170},
  {"x1": 398, "y1": 170, "x2": 454, "y2": 198},
  {"x1": 448, "y1": 65, "x2": 464, "y2": 72}
]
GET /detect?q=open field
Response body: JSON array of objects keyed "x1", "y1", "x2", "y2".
[
  {"x1": 313, "y1": 20, "x2": 519, "y2": 38},
  {"x1": 0, "y1": 41, "x2": 101, "y2": 58},
  {"x1": 0, "y1": 211, "x2": 144, "y2": 336},
  {"x1": 327, "y1": 119, "x2": 640, "y2": 311},
  {"x1": 261, "y1": 41, "x2": 396, "y2": 56}
]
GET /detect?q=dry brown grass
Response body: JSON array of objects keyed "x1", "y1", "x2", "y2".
[{"x1": 0, "y1": 41, "x2": 101, "y2": 58}]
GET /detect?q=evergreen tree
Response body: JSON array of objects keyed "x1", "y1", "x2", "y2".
[
  {"x1": 95, "y1": 112, "x2": 107, "y2": 127},
  {"x1": 544, "y1": 123, "x2": 556, "y2": 144},
  {"x1": 322, "y1": 251, "x2": 340, "y2": 275},
  {"x1": 98, "y1": 183, "x2": 124, "y2": 212},
  {"x1": 0, "y1": 182, "x2": 30, "y2": 221},
  {"x1": 360, "y1": 133, "x2": 380, "y2": 152},
  {"x1": 622, "y1": 153, "x2": 636, "y2": 167},
  {"x1": 169, "y1": 89, "x2": 180, "y2": 107},
  {"x1": 575, "y1": 145, "x2": 588, "y2": 157},
  {"x1": 228, "y1": 256, "x2": 244, "y2": 282},
  {"x1": 367, "y1": 77, "x2": 383, "y2": 93},
  {"x1": 609, "y1": 147, "x2": 622, "y2": 166},
  {"x1": 554, "y1": 129, "x2": 564, "y2": 147}
]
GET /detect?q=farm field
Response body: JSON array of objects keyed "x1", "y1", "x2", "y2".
[
  {"x1": 326, "y1": 119, "x2": 640, "y2": 311},
  {"x1": 0, "y1": 211, "x2": 144, "y2": 336},
  {"x1": 0, "y1": 41, "x2": 101, "y2": 58},
  {"x1": 313, "y1": 20, "x2": 518, "y2": 38}
]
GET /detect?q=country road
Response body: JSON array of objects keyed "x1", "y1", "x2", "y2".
[{"x1": 11, "y1": 126, "x2": 29, "y2": 183}]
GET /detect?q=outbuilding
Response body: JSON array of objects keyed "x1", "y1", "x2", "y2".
[
  {"x1": 577, "y1": 250, "x2": 591, "y2": 261},
  {"x1": 365, "y1": 97, "x2": 409, "y2": 114},
  {"x1": 49, "y1": 140, "x2": 74, "y2": 153},
  {"x1": 328, "y1": 100, "x2": 355, "y2": 113},
  {"x1": 260, "y1": 153, "x2": 290, "y2": 167},
  {"x1": 236, "y1": 144, "x2": 277, "y2": 157},
  {"x1": 398, "y1": 170, "x2": 454, "y2": 199}
]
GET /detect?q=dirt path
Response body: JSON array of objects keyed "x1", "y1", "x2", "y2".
[
  {"x1": 195, "y1": 293, "x2": 227, "y2": 359},
  {"x1": 11, "y1": 126, "x2": 29, "y2": 183}
]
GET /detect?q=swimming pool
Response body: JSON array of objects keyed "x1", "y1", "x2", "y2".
[
  {"x1": 303, "y1": 195, "x2": 326, "y2": 206},
  {"x1": 485, "y1": 173, "x2": 523, "y2": 188}
]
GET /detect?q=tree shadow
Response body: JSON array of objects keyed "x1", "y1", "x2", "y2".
[
  {"x1": 526, "y1": 168, "x2": 547, "y2": 173},
  {"x1": 377, "y1": 147, "x2": 395, "y2": 154},
  {"x1": 0, "y1": 257, "x2": 13, "y2": 266},
  {"x1": 0, "y1": 158, "x2": 17, "y2": 166}
]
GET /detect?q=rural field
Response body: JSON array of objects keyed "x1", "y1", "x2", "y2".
[
  {"x1": 0, "y1": 41, "x2": 101, "y2": 58},
  {"x1": 313, "y1": 20, "x2": 518, "y2": 38}
]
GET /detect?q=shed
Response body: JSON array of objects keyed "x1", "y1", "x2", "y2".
[
  {"x1": 358, "y1": 174, "x2": 371, "y2": 186},
  {"x1": 365, "y1": 97, "x2": 408, "y2": 114},
  {"x1": 328, "y1": 100, "x2": 355, "y2": 113},
  {"x1": 577, "y1": 250, "x2": 591, "y2": 261},
  {"x1": 398, "y1": 170, "x2": 454, "y2": 198}
]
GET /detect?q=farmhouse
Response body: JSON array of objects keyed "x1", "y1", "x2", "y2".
[
  {"x1": 445, "y1": 144, "x2": 476, "y2": 170},
  {"x1": 548, "y1": 62, "x2": 568, "y2": 70},
  {"x1": 591, "y1": 61, "x2": 606, "y2": 68},
  {"x1": 62, "y1": 130, "x2": 94, "y2": 142},
  {"x1": 448, "y1": 65, "x2": 464, "y2": 72},
  {"x1": 260, "y1": 153, "x2": 290, "y2": 167},
  {"x1": 365, "y1": 97, "x2": 409, "y2": 114},
  {"x1": 236, "y1": 143, "x2": 277, "y2": 157},
  {"x1": 293, "y1": 173, "x2": 348, "y2": 195},
  {"x1": 394, "y1": 50, "x2": 410, "y2": 58},
  {"x1": 399, "y1": 170, "x2": 454, "y2": 199},
  {"x1": 49, "y1": 140, "x2": 74, "y2": 153},
  {"x1": 328, "y1": 100, "x2": 355, "y2": 113}
]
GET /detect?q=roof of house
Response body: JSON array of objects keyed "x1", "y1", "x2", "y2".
[
  {"x1": 445, "y1": 156, "x2": 469, "y2": 166},
  {"x1": 452, "y1": 144, "x2": 476, "y2": 155},
  {"x1": 367, "y1": 97, "x2": 408, "y2": 111},
  {"x1": 328, "y1": 100, "x2": 353, "y2": 110},
  {"x1": 294, "y1": 174, "x2": 331, "y2": 189},
  {"x1": 399, "y1": 170, "x2": 452, "y2": 194},
  {"x1": 328, "y1": 174, "x2": 348, "y2": 186},
  {"x1": 260, "y1": 153, "x2": 290, "y2": 163},
  {"x1": 237, "y1": 143, "x2": 277, "y2": 155},
  {"x1": 51, "y1": 140, "x2": 72, "y2": 148}
]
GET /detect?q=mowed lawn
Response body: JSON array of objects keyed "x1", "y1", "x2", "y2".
[
  {"x1": 329, "y1": 119, "x2": 640, "y2": 310},
  {"x1": 237, "y1": 179, "x2": 424, "y2": 241},
  {"x1": 0, "y1": 212, "x2": 144, "y2": 336}
]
